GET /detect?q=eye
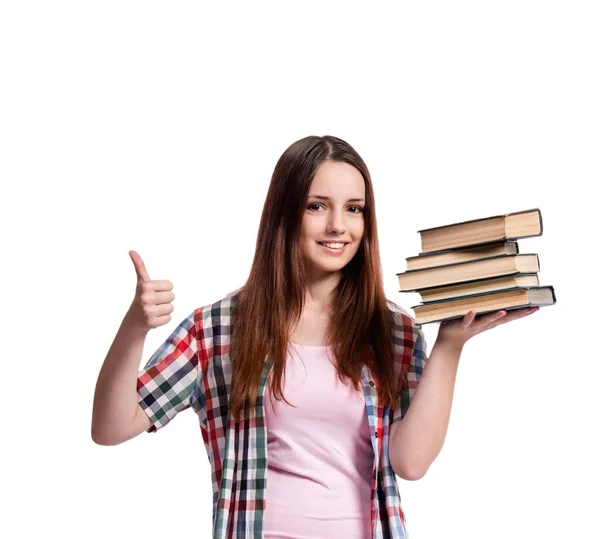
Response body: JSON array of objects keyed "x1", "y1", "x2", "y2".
[
  {"x1": 348, "y1": 206, "x2": 364, "y2": 213},
  {"x1": 307, "y1": 202, "x2": 323, "y2": 211}
]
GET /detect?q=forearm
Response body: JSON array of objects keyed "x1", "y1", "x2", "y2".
[
  {"x1": 91, "y1": 309, "x2": 148, "y2": 444},
  {"x1": 389, "y1": 337, "x2": 463, "y2": 479}
]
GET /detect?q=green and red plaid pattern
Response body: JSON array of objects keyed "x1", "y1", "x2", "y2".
[{"x1": 137, "y1": 292, "x2": 427, "y2": 538}]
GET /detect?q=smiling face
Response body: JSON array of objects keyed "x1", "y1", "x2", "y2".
[{"x1": 299, "y1": 160, "x2": 366, "y2": 280}]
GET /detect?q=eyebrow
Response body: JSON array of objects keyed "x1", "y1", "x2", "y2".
[{"x1": 308, "y1": 195, "x2": 366, "y2": 203}]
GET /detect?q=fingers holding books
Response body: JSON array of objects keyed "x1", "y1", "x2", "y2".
[
  {"x1": 474, "y1": 306, "x2": 539, "y2": 331},
  {"x1": 437, "y1": 306, "x2": 539, "y2": 347}
]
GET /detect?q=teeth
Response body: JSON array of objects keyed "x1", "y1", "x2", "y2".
[{"x1": 323, "y1": 243, "x2": 345, "y2": 249}]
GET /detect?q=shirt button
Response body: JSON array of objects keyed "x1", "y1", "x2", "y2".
[{"x1": 369, "y1": 381, "x2": 375, "y2": 387}]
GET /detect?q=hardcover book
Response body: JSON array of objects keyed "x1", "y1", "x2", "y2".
[
  {"x1": 418, "y1": 273, "x2": 540, "y2": 303},
  {"x1": 406, "y1": 241, "x2": 519, "y2": 271},
  {"x1": 411, "y1": 286, "x2": 556, "y2": 324},
  {"x1": 418, "y1": 209, "x2": 542, "y2": 254},
  {"x1": 397, "y1": 253, "x2": 540, "y2": 292}
]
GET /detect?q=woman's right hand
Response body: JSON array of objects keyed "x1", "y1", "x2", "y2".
[{"x1": 127, "y1": 250, "x2": 175, "y2": 332}]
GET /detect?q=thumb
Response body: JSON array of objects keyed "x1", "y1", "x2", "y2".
[{"x1": 129, "y1": 250, "x2": 151, "y2": 283}]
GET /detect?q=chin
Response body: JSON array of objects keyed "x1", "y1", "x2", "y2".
[
  {"x1": 302, "y1": 244, "x2": 360, "y2": 276},
  {"x1": 308, "y1": 256, "x2": 355, "y2": 275}
]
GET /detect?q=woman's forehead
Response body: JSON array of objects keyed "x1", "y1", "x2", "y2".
[{"x1": 309, "y1": 161, "x2": 365, "y2": 197}]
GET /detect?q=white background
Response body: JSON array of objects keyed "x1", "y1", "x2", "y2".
[{"x1": 2, "y1": 1, "x2": 598, "y2": 538}]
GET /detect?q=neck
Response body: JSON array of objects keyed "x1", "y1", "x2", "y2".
[{"x1": 303, "y1": 270, "x2": 342, "y2": 313}]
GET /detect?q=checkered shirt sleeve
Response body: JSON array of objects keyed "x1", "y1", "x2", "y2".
[
  {"x1": 136, "y1": 311, "x2": 199, "y2": 433},
  {"x1": 391, "y1": 308, "x2": 429, "y2": 423}
]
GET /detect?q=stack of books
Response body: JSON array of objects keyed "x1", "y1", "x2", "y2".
[{"x1": 396, "y1": 209, "x2": 557, "y2": 324}]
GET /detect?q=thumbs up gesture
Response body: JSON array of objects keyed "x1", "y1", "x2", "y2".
[{"x1": 127, "y1": 250, "x2": 175, "y2": 332}]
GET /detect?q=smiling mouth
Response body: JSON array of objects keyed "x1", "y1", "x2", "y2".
[{"x1": 317, "y1": 242, "x2": 348, "y2": 253}]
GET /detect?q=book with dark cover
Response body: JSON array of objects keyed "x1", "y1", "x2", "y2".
[
  {"x1": 406, "y1": 241, "x2": 519, "y2": 271},
  {"x1": 418, "y1": 209, "x2": 543, "y2": 254},
  {"x1": 397, "y1": 253, "x2": 540, "y2": 292},
  {"x1": 411, "y1": 286, "x2": 556, "y2": 325},
  {"x1": 418, "y1": 273, "x2": 539, "y2": 303}
]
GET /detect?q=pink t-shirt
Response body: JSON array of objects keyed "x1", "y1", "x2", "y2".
[{"x1": 263, "y1": 342, "x2": 374, "y2": 539}]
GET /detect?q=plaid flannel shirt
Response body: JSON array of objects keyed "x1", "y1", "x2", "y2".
[{"x1": 137, "y1": 292, "x2": 428, "y2": 538}]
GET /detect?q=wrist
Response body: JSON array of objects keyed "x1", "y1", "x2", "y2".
[
  {"x1": 123, "y1": 308, "x2": 150, "y2": 338},
  {"x1": 433, "y1": 336, "x2": 465, "y2": 357}
]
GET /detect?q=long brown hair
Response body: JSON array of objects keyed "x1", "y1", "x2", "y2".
[{"x1": 229, "y1": 135, "x2": 397, "y2": 421}]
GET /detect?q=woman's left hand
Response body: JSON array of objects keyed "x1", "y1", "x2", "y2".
[{"x1": 436, "y1": 306, "x2": 540, "y2": 349}]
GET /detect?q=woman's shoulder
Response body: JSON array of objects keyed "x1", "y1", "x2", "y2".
[
  {"x1": 386, "y1": 298, "x2": 421, "y2": 334},
  {"x1": 192, "y1": 288, "x2": 242, "y2": 327}
]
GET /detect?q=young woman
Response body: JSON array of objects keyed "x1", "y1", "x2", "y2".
[{"x1": 91, "y1": 135, "x2": 537, "y2": 539}]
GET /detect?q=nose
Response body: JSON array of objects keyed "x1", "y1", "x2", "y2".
[{"x1": 326, "y1": 208, "x2": 346, "y2": 235}]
